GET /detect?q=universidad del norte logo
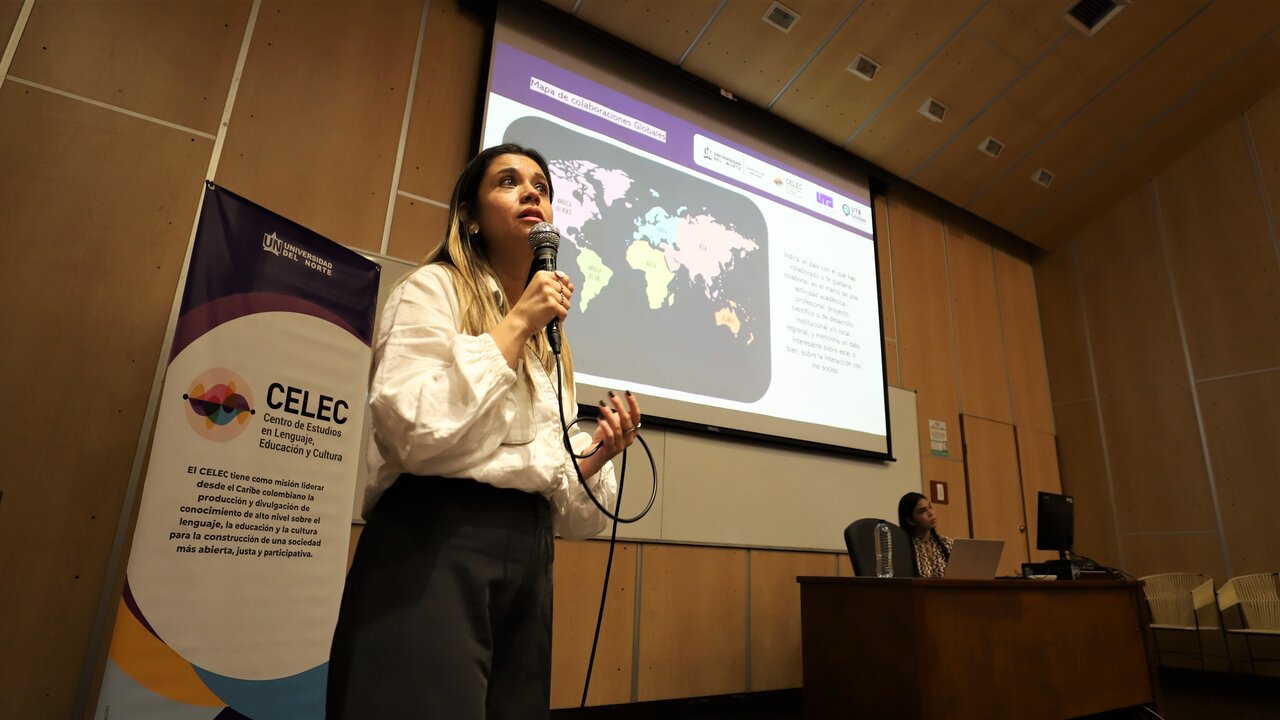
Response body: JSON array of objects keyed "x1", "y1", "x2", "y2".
[{"x1": 182, "y1": 368, "x2": 255, "y2": 442}]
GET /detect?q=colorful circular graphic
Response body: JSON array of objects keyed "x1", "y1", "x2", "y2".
[{"x1": 182, "y1": 368, "x2": 255, "y2": 442}]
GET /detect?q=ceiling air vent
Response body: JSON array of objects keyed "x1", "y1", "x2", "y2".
[
  {"x1": 978, "y1": 136, "x2": 1004, "y2": 158},
  {"x1": 1062, "y1": 0, "x2": 1129, "y2": 37},
  {"x1": 1031, "y1": 168, "x2": 1055, "y2": 188},
  {"x1": 918, "y1": 98, "x2": 947, "y2": 123},
  {"x1": 847, "y1": 54, "x2": 880, "y2": 81},
  {"x1": 762, "y1": 2, "x2": 799, "y2": 33}
]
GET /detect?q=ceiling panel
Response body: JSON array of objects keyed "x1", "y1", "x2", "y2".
[
  {"x1": 681, "y1": 0, "x2": 859, "y2": 108},
  {"x1": 1018, "y1": 32, "x2": 1280, "y2": 246},
  {"x1": 771, "y1": 0, "x2": 984, "y2": 144},
  {"x1": 543, "y1": 0, "x2": 1280, "y2": 249},
  {"x1": 576, "y1": 0, "x2": 723, "y2": 66},
  {"x1": 967, "y1": 0, "x2": 1068, "y2": 67},
  {"x1": 847, "y1": 29, "x2": 1023, "y2": 170},
  {"x1": 967, "y1": 0, "x2": 1280, "y2": 232},
  {"x1": 911, "y1": 1, "x2": 1203, "y2": 201},
  {"x1": 910, "y1": 97, "x2": 1035, "y2": 205}
]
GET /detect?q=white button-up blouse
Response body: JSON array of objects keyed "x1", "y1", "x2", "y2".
[{"x1": 363, "y1": 263, "x2": 616, "y2": 539}]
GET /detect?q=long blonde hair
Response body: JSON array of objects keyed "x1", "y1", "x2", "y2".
[{"x1": 426, "y1": 144, "x2": 575, "y2": 393}]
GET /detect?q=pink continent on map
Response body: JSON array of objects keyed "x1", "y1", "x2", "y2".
[
  {"x1": 664, "y1": 214, "x2": 759, "y2": 298},
  {"x1": 548, "y1": 161, "x2": 634, "y2": 245}
]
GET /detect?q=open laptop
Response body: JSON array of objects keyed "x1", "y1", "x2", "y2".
[{"x1": 943, "y1": 539, "x2": 1005, "y2": 579}]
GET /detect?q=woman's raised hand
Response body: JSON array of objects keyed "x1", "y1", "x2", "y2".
[
  {"x1": 512, "y1": 269, "x2": 573, "y2": 340},
  {"x1": 581, "y1": 390, "x2": 642, "y2": 477}
]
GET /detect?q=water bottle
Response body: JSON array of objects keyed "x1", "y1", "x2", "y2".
[{"x1": 874, "y1": 521, "x2": 893, "y2": 578}]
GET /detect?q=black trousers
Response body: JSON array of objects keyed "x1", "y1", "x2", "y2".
[{"x1": 327, "y1": 475, "x2": 554, "y2": 719}]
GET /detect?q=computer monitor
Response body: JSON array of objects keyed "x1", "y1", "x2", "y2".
[{"x1": 1036, "y1": 491, "x2": 1075, "y2": 560}]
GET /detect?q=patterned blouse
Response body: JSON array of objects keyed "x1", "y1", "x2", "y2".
[{"x1": 913, "y1": 533, "x2": 955, "y2": 578}]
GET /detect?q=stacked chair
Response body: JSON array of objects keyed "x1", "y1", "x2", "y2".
[
  {"x1": 1138, "y1": 573, "x2": 1229, "y2": 671},
  {"x1": 1139, "y1": 572, "x2": 1280, "y2": 676},
  {"x1": 1218, "y1": 573, "x2": 1280, "y2": 676}
]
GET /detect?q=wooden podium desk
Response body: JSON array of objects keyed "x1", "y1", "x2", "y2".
[{"x1": 797, "y1": 577, "x2": 1159, "y2": 719}]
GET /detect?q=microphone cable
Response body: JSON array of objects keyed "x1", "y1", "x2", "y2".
[
  {"x1": 548, "y1": 351, "x2": 658, "y2": 707},
  {"x1": 551, "y1": 351, "x2": 658, "y2": 525}
]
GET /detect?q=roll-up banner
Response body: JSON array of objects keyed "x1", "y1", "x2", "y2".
[{"x1": 96, "y1": 183, "x2": 379, "y2": 719}]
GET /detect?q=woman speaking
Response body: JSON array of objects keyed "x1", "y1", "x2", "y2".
[{"x1": 327, "y1": 144, "x2": 641, "y2": 719}]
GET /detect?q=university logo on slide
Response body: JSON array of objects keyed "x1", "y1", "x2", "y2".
[{"x1": 182, "y1": 368, "x2": 256, "y2": 442}]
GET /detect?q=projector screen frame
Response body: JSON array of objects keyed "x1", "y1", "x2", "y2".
[{"x1": 469, "y1": 0, "x2": 896, "y2": 462}]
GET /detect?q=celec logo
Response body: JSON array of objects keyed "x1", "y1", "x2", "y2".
[{"x1": 183, "y1": 368, "x2": 255, "y2": 442}]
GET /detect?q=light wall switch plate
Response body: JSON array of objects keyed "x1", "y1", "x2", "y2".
[{"x1": 930, "y1": 480, "x2": 948, "y2": 504}]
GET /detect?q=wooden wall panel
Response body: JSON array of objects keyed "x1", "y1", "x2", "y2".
[
  {"x1": 961, "y1": 416, "x2": 1029, "y2": 577},
  {"x1": 398, "y1": 0, "x2": 487, "y2": 205},
  {"x1": 875, "y1": 194, "x2": 896, "y2": 341},
  {"x1": 636, "y1": 545, "x2": 747, "y2": 701},
  {"x1": 1016, "y1": 428, "x2": 1063, "y2": 564},
  {"x1": 1032, "y1": 247, "x2": 1092, "y2": 404},
  {"x1": 1052, "y1": 400, "x2": 1119, "y2": 569},
  {"x1": 748, "y1": 550, "x2": 837, "y2": 691},
  {"x1": 1197, "y1": 371, "x2": 1280, "y2": 577},
  {"x1": 837, "y1": 551, "x2": 854, "y2": 576},
  {"x1": 1073, "y1": 183, "x2": 1163, "y2": 273},
  {"x1": 876, "y1": 194, "x2": 900, "y2": 387},
  {"x1": 551, "y1": 540, "x2": 638, "y2": 708},
  {"x1": 886, "y1": 189, "x2": 960, "y2": 457},
  {"x1": 995, "y1": 248, "x2": 1054, "y2": 433},
  {"x1": 387, "y1": 195, "x2": 447, "y2": 262},
  {"x1": 681, "y1": 0, "x2": 858, "y2": 109},
  {"x1": 946, "y1": 217, "x2": 1013, "y2": 424},
  {"x1": 10, "y1": 0, "x2": 250, "y2": 134},
  {"x1": 577, "y1": 0, "x2": 722, "y2": 66},
  {"x1": 1080, "y1": 248, "x2": 1216, "y2": 533},
  {"x1": 884, "y1": 339, "x2": 899, "y2": 387},
  {"x1": 1247, "y1": 83, "x2": 1280, "y2": 237},
  {"x1": 0, "y1": 83, "x2": 210, "y2": 719},
  {"x1": 922, "y1": 456, "x2": 970, "y2": 541},
  {"x1": 772, "y1": 0, "x2": 984, "y2": 145},
  {"x1": 216, "y1": 0, "x2": 421, "y2": 251},
  {"x1": 1123, "y1": 533, "x2": 1227, "y2": 584},
  {"x1": 1155, "y1": 118, "x2": 1280, "y2": 379}
]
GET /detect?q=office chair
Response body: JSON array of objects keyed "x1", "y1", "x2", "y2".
[{"x1": 844, "y1": 518, "x2": 914, "y2": 577}]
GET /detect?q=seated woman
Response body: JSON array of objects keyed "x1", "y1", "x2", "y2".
[{"x1": 898, "y1": 491, "x2": 954, "y2": 578}]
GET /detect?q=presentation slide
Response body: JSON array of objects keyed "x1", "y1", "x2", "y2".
[{"x1": 484, "y1": 11, "x2": 890, "y2": 457}]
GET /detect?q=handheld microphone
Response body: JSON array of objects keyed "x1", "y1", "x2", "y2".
[{"x1": 528, "y1": 221, "x2": 562, "y2": 354}]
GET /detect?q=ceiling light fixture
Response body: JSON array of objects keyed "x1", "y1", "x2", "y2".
[
  {"x1": 762, "y1": 2, "x2": 800, "y2": 33},
  {"x1": 978, "y1": 137, "x2": 1005, "y2": 158},
  {"x1": 848, "y1": 54, "x2": 880, "y2": 81},
  {"x1": 918, "y1": 98, "x2": 947, "y2": 123}
]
